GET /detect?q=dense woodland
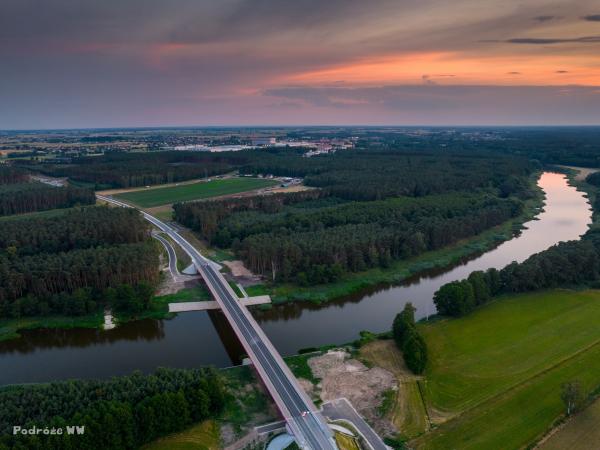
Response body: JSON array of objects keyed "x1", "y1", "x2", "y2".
[
  {"x1": 0, "y1": 182, "x2": 95, "y2": 216},
  {"x1": 0, "y1": 368, "x2": 225, "y2": 450},
  {"x1": 26, "y1": 151, "x2": 242, "y2": 189},
  {"x1": 0, "y1": 207, "x2": 160, "y2": 318},
  {"x1": 0, "y1": 166, "x2": 28, "y2": 185},
  {"x1": 175, "y1": 151, "x2": 534, "y2": 284}
]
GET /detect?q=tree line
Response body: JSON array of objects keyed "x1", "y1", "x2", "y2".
[
  {"x1": 0, "y1": 182, "x2": 95, "y2": 216},
  {"x1": 0, "y1": 166, "x2": 28, "y2": 185},
  {"x1": 434, "y1": 234, "x2": 600, "y2": 317},
  {"x1": 179, "y1": 191, "x2": 524, "y2": 284},
  {"x1": 0, "y1": 207, "x2": 160, "y2": 318},
  {"x1": 392, "y1": 303, "x2": 428, "y2": 374},
  {"x1": 0, "y1": 367, "x2": 225, "y2": 450},
  {"x1": 0, "y1": 207, "x2": 149, "y2": 256},
  {"x1": 26, "y1": 151, "x2": 242, "y2": 189}
]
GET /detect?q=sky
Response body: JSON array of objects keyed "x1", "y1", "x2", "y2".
[{"x1": 1, "y1": 0, "x2": 600, "y2": 129}]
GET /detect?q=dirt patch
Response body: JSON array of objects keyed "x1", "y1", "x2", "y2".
[
  {"x1": 557, "y1": 165, "x2": 599, "y2": 181},
  {"x1": 223, "y1": 260, "x2": 256, "y2": 278},
  {"x1": 308, "y1": 349, "x2": 396, "y2": 435}
]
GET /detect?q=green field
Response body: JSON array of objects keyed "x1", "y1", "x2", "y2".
[
  {"x1": 114, "y1": 177, "x2": 278, "y2": 207},
  {"x1": 412, "y1": 289, "x2": 600, "y2": 449}
]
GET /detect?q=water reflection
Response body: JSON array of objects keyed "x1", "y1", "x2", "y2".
[{"x1": 0, "y1": 172, "x2": 592, "y2": 384}]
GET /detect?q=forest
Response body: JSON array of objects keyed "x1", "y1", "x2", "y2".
[
  {"x1": 175, "y1": 150, "x2": 534, "y2": 284},
  {"x1": 25, "y1": 151, "x2": 242, "y2": 189},
  {"x1": 0, "y1": 207, "x2": 160, "y2": 318},
  {"x1": 0, "y1": 182, "x2": 95, "y2": 217},
  {"x1": 0, "y1": 367, "x2": 225, "y2": 450}
]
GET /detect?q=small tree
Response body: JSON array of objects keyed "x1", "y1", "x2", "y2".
[{"x1": 561, "y1": 380, "x2": 583, "y2": 416}]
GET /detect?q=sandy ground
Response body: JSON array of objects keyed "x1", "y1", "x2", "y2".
[
  {"x1": 307, "y1": 349, "x2": 397, "y2": 435},
  {"x1": 156, "y1": 252, "x2": 201, "y2": 295},
  {"x1": 557, "y1": 165, "x2": 600, "y2": 181},
  {"x1": 223, "y1": 260, "x2": 256, "y2": 278}
]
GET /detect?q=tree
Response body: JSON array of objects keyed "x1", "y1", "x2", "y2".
[
  {"x1": 468, "y1": 271, "x2": 490, "y2": 305},
  {"x1": 402, "y1": 329, "x2": 428, "y2": 374},
  {"x1": 433, "y1": 280, "x2": 475, "y2": 317},
  {"x1": 393, "y1": 302, "x2": 416, "y2": 346},
  {"x1": 561, "y1": 381, "x2": 583, "y2": 416}
]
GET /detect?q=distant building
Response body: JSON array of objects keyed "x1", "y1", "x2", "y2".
[{"x1": 251, "y1": 137, "x2": 276, "y2": 146}]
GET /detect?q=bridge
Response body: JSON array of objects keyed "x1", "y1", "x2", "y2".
[{"x1": 97, "y1": 195, "x2": 338, "y2": 450}]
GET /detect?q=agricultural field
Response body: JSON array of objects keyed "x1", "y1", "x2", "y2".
[
  {"x1": 412, "y1": 289, "x2": 600, "y2": 449},
  {"x1": 114, "y1": 177, "x2": 278, "y2": 207},
  {"x1": 539, "y1": 396, "x2": 600, "y2": 450}
]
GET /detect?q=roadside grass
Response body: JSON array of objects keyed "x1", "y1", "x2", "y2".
[
  {"x1": 359, "y1": 340, "x2": 429, "y2": 438},
  {"x1": 158, "y1": 233, "x2": 192, "y2": 271},
  {"x1": 539, "y1": 395, "x2": 600, "y2": 450},
  {"x1": 228, "y1": 281, "x2": 243, "y2": 298},
  {"x1": 220, "y1": 365, "x2": 277, "y2": 435},
  {"x1": 0, "y1": 312, "x2": 104, "y2": 342},
  {"x1": 285, "y1": 352, "x2": 321, "y2": 384},
  {"x1": 245, "y1": 284, "x2": 270, "y2": 297},
  {"x1": 153, "y1": 285, "x2": 212, "y2": 305},
  {"x1": 114, "y1": 177, "x2": 278, "y2": 208},
  {"x1": 412, "y1": 289, "x2": 600, "y2": 450},
  {"x1": 142, "y1": 420, "x2": 220, "y2": 450},
  {"x1": 334, "y1": 431, "x2": 361, "y2": 450}
]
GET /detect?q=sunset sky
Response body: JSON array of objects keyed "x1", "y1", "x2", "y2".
[{"x1": 2, "y1": 0, "x2": 600, "y2": 128}]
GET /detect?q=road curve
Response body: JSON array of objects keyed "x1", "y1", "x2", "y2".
[{"x1": 97, "y1": 194, "x2": 337, "y2": 450}]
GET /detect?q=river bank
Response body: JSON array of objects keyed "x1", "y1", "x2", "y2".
[{"x1": 252, "y1": 173, "x2": 546, "y2": 305}]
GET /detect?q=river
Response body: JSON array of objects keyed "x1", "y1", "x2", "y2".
[{"x1": 0, "y1": 172, "x2": 592, "y2": 384}]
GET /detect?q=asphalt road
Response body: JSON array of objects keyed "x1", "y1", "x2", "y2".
[
  {"x1": 152, "y1": 232, "x2": 180, "y2": 276},
  {"x1": 97, "y1": 194, "x2": 337, "y2": 450}
]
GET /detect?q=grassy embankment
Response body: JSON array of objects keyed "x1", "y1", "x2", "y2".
[
  {"x1": 359, "y1": 340, "x2": 429, "y2": 439},
  {"x1": 114, "y1": 177, "x2": 278, "y2": 208},
  {"x1": 142, "y1": 420, "x2": 220, "y2": 450},
  {"x1": 247, "y1": 176, "x2": 545, "y2": 305},
  {"x1": 411, "y1": 289, "x2": 600, "y2": 449}
]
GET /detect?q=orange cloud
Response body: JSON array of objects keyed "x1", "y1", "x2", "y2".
[{"x1": 285, "y1": 51, "x2": 600, "y2": 86}]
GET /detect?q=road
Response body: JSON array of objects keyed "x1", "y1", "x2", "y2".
[
  {"x1": 152, "y1": 232, "x2": 180, "y2": 277},
  {"x1": 97, "y1": 194, "x2": 337, "y2": 450}
]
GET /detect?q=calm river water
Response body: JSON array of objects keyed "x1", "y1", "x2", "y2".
[{"x1": 0, "y1": 172, "x2": 592, "y2": 384}]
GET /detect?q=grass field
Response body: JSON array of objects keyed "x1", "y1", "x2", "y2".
[
  {"x1": 412, "y1": 289, "x2": 600, "y2": 449},
  {"x1": 540, "y1": 396, "x2": 600, "y2": 450},
  {"x1": 114, "y1": 177, "x2": 278, "y2": 207},
  {"x1": 359, "y1": 340, "x2": 429, "y2": 438},
  {"x1": 143, "y1": 420, "x2": 220, "y2": 450}
]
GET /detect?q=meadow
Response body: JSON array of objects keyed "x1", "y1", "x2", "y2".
[
  {"x1": 114, "y1": 177, "x2": 277, "y2": 207},
  {"x1": 412, "y1": 289, "x2": 600, "y2": 449}
]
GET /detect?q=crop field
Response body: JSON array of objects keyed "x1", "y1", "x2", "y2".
[
  {"x1": 540, "y1": 396, "x2": 600, "y2": 450},
  {"x1": 114, "y1": 177, "x2": 278, "y2": 207},
  {"x1": 412, "y1": 289, "x2": 600, "y2": 449}
]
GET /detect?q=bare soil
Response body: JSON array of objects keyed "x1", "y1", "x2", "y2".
[{"x1": 307, "y1": 349, "x2": 397, "y2": 435}]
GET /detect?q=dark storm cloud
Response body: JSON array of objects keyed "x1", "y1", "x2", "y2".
[
  {"x1": 506, "y1": 36, "x2": 600, "y2": 44},
  {"x1": 583, "y1": 14, "x2": 600, "y2": 21},
  {"x1": 533, "y1": 15, "x2": 560, "y2": 22},
  {"x1": 555, "y1": 70, "x2": 569, "y2": 73},
  {"x1": 507, "y1": 71, "x2": 521, "y2": 75}
]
